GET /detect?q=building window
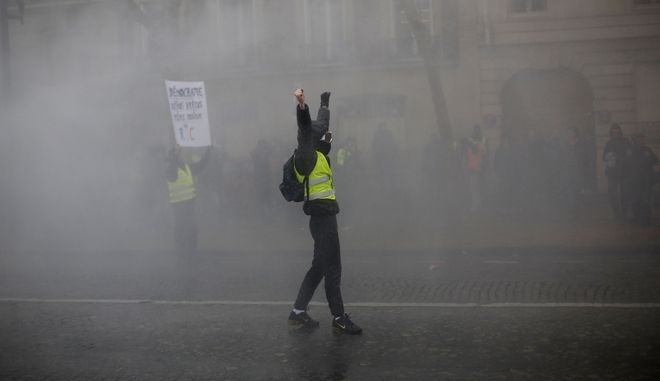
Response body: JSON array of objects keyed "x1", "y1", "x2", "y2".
[
  {"x1": 393, "y1": 0, "x2": 433, "y2": 59},
  {"x1": 510, "y1": 0, "x2": 547, "y2": 13},
  {"x1": 352, "y1": 0, "x2": 385, "y2": 64},
  {"x1": 304, "y1": 0, "x2": 345, "y2": 63},
  {"x1": 259, "y1": 0, "x2": 298, "y2": 66},
  {"x1": 216, "y1": 0, "x2": 255, "y2": 67}
]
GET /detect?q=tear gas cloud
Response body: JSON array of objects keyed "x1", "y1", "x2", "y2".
[{"x1": 1, "y1": 0, "x2": 597, "y2": 256}]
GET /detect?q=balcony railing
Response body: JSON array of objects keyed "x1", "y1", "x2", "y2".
[{"x1": 205, "y1": 37, "x2": 453, "y2": 73}]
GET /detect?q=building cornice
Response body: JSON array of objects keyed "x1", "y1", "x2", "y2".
[{"x1": 489, "y1": 13, "x2": 660, "y2": 46}]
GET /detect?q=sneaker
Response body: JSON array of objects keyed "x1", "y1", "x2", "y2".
[
  {"x1": 332, "y1": 313, "x2": 362, "y2": 335},
  {"x1": 288, "y1": 311, "x2": 320, "y2": 328}
]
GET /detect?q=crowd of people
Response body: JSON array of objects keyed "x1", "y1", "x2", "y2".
[
  {"x1": 421, "y1": 122, "x2": 658, "y2": 227},
  {"x1": 491, "y1": 125, "x2": 594, "y2": 221},
  {"x1": 603, "y1": 124, "x2": 659, "y2": 226},
  {"x1": 419, "y1": 123, "x2": 599, "y2": 226},
  {"x1": 145, "y1": 120, "x2": 658, "y2": 257}
]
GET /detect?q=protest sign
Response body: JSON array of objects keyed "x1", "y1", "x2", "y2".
[{"x1": 165, "y1": 80, "x2": 212, "y2": 147}]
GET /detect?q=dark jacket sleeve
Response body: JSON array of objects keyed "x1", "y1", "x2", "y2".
[
  {"x1": 189, "y1": 147, "x2": 211, "y2": 174},
  {"x1": 648, "y1": 148, "x2": 659, "y2": 167},
  {"x1": 294, "y1": 104, "x2": 329, "y2": 176},
  {"x1": 166, "y1": 154, "x2": 179, "y2": 182}
]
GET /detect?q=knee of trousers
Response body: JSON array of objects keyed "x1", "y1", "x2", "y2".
[{"x1": 324, "y1": 263, "x2": 342, "y2": 278}]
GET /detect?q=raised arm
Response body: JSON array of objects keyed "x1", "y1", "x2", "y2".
[
  {"x1": 296, "y1": 88, "x2": 312, "y2": 131},
  {"x1": 294, "y1": 89, "x2": 331, "y2": 176},
  {"x1": 311, "y1": 92, "x2": 330, "y2": 137}
]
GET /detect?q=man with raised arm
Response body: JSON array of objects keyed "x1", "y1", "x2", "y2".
[{"x1": 287, "y1": 88, "x2": 362, "y2": 335}]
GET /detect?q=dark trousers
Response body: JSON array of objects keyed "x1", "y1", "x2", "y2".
[
  {"x1": 172, "y1": 200, "x2": 197, "y2": 255},
  {"x1": 607, "y1": 176, "x2": 624, "y2": 219},
  {"x1": 294, "y1": 214, "x2": 345, "y2": 317},
  {"x1": 630, "y1": 184, "x2": 653, "y2": 226}
]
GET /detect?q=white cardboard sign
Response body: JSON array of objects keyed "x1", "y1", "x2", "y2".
[{"x1": 165, "y1": 80, "x2": 212, "y2": 147}]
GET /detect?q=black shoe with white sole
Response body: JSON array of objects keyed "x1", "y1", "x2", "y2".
[
  {"x1": 288, "y1": 311, "x2": 320, "y2": 328},
  {"x1": 332, "y1": 313, "x2": 362, "y2": 335}
]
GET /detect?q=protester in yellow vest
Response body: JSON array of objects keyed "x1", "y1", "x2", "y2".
[
  {"x1": 166, "y1": 144, "x2": 211, "y2": 256},
  {"x1": 334, "y1": 137, "x2": 360, "y2": 228},
  {"x1": 287, "y1": 88, "x2": 362, "y2": 335},
  {"x1": 336, "y1": 146, "x2": 351, "y2": 167}
]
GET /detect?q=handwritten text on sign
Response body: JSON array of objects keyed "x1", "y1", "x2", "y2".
[{"x1": 166, "y1": 81, "x2": 212, "y2": 147}]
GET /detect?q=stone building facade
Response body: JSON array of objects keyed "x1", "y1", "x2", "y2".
[{"x1": 478, "y1": 0, "x2": 660, "y2": 188}]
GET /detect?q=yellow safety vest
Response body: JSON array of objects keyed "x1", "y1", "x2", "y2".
[
  {"x1": 294, "y1": 151, "x2": 336, "y2": 201},
  {"x1": 167, "y1": 164, "x2": 196, "y2": 203}
]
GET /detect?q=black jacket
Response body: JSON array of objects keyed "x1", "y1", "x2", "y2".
[
  {"x1": 602, "y1": 137, "x2": 630, "y2": 178},
  {"x1": 622, "y1": 145, "x2": 659, "y2": 190},
  {"x1": 294, "y1": 103, "x2": 339, "y2": 216}
]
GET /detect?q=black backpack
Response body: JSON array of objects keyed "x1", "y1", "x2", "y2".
[{"x1": 279, "y1": 150, "x2": 309, "y2": 202}]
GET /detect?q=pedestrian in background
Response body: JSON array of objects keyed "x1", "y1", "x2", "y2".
[
  {"x1": 622, "y1": 133, "x2": 658, "y2": 226},
  {"x1": 334, "y1": 136, "x2": 361, "y2": 228},
  {"x1": 462, "y1": 125, "x2": 487, "y2": 212},
  {"x1": 603, "y1": 123, "x2": 630, "y2": 221},
  {"x1": 554, "y1": 127, "x2": 588, "y2": 220},
  {"x1": 166, "y1": 144, "x2": 211, "y2": 256},
  {"x1": 370, "y1": 122, "x2": 400, "y2": 210},
  {"x1": 494, "y1": 132, "x2": 517, "y2": 216}
]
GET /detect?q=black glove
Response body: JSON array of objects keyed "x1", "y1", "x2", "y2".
[{"x1": 320, "y1": 92, "x2": 331, "y2": 108}]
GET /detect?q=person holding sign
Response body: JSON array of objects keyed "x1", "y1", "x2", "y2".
[
  {"x1": 166, "y1": 144, "x2": 211, "y2": 256},
  {"x1": 166, "y1": 81, "x2": 212, "y2": 148},
  {"x1": 287, "y1": 88, "x2": 362, "y2": 335}
]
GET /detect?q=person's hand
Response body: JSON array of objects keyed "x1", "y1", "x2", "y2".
[
  {"x1": 320, "y1": 91, "x2": 331, "y2": 108},
  {"x1": 294, "y1": 88, "x2": 305, "y2": 106}
]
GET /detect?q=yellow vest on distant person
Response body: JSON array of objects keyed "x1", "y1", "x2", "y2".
[
  {"x1": 337, "y1": 147, "x2": 351, "y2": 167},
  {"x1": 168, "y1": 164, "x2": 196, "y2": 203},
  {"x1": 294, "y1": 151, "x2": 336, "y2": 201}
]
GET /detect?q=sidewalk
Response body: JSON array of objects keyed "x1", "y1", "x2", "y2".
[
  {"x1": 60, "y1": 193, "x2": 658, "y2": 255},
  {"x1": 198, "y1": 193, "x2": 660, "y2": 253}
]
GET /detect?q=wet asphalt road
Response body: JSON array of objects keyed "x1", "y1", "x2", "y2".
[{"x1": 1, "y1": 247, "x2": 660, "y2": 380}]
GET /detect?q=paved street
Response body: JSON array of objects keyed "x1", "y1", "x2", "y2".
[
  {"x1": 3, "y1": 302, "x2": 660, "y2": 380},
  {"x1": 2, "y1": 247, "x2": 660, "y2": 380}
]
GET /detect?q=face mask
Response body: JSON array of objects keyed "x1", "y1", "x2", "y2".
[{"x1": 317, "y1": 140, "x2": 331, "y2": 155}]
